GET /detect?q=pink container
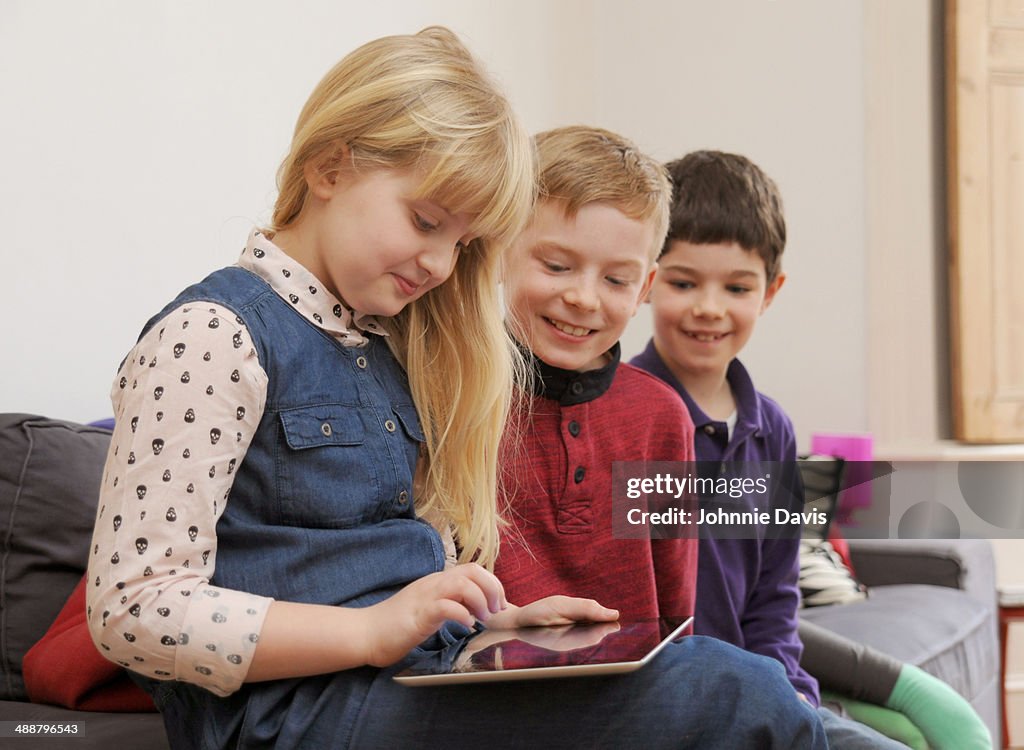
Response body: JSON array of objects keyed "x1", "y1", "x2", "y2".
[{"x1": 809, "y1": 433, "x2": 873, "y2": 525}]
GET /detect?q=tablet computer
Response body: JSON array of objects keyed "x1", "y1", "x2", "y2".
[{"x1": 393, "y1": 616, "x2": 692, "y2": 686}]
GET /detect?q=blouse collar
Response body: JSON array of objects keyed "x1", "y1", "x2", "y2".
[{"x1": 238, "y1": 228, "x2": 386, "y2": 347}]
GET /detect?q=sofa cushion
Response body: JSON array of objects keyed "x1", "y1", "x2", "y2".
[
  {"x1": 0, "y1": 700, "x2": 169, "y2": 749},
  {"x1": 0, "y1": 415, "x2": 112, "y2": 701},
  {"x1": 24, "y1": 576, "x2": 155, "y2": 711},
  {"x1": 800, "y1": 584, "x2": 997, "y2": 713}
]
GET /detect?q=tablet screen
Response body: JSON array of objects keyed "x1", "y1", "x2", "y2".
[{"x1": 393, "y1": 616, "x2": 692, "y2": 686}]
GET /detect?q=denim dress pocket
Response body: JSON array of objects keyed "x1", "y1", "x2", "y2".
[
  {"x1": 277, "y1": 405, "x2": 380, "y2": 528},
  {"x1": 389, "y1": 404, "x2": 425, "y2": 442}
]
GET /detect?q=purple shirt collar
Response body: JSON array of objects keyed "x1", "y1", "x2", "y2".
[{"x1": 629, "y1": 339, "x2": 770, "y2": 442}]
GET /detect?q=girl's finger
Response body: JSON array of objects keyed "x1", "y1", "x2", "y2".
[
  {"x1": 428, "y1": 598, "x2": 476, "y2": 630},
  {"x1": 453, "y1": 563, "x2": 507, "y2": 613},
  {"x1": 430, "y1": 571, "x2": 492, "y2": 623}
]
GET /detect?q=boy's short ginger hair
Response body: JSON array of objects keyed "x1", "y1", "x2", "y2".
[
  {"x1": 663, "y1": 151, "x2": 786, "y2": 282},
  {"x1": 535, "y1": 126, "x2": 671, "y2": 260}
]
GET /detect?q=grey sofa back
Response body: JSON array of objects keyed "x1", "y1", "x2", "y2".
[{"x1": 0, "y1": 414, "x2": 112, "y2": 700}]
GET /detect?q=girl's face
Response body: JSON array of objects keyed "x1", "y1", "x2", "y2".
[{"x1": 298, "y1": 164, "x2": 476, "y2": 317}]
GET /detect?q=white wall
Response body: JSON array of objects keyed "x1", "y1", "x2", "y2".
[
  {"x1": 1, "y1": 0, "x2": 868, "y2": 444},
  {"x1": 0, "y1": 0, "x2": 585, "y2": 423},
  {"x1": 590, "y1": 1, "x2": 868, "y2": 449}
]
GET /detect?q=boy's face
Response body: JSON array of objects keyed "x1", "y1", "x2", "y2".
[
  {"x1": 504, "y1": 200, "x2": 657, "y2": 372},
  {"x1": 649, "y1": 239, "x2": 785, "y2": 386}
]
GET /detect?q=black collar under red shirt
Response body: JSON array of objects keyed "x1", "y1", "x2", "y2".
[{"x1": 527, "y1": 343, "x2": 621, "y2": 406}]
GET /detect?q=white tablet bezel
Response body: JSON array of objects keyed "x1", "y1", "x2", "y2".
[{"x1": 393, "y1": 616, "x2": 693, "y2": 686}]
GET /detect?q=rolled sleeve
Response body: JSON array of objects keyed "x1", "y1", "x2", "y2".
[{"x1": 87, "y1": 302, "x2": 272, "y2": 695}]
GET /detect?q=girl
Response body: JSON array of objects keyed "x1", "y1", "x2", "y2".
[{"x1": 87, "y1": 27, "x2": 825, "y2": 748}]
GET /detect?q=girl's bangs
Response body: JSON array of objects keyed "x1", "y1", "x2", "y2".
[{"x1": 414, "y1": 135, "x2": 534, "y2": 247}]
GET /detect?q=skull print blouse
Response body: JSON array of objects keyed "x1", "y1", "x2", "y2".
[{"x1": 86, "y1": 230, "x2": 392, "y2": 696}]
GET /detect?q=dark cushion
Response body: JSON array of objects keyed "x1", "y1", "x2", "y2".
[
  {"x1": 0, "y1": 415, "x2": 112, "y2": 701},
  {"x1": 0, "y1": 700, "x2": 169, "y2": 749}
]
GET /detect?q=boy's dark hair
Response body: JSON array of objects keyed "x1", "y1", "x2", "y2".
[{"x1": 662, "y1": 151, "x2": 785, "y2": 282}]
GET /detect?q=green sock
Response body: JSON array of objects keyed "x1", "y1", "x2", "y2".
[
  {"x1": 821, "y1": 691, "x2": 928, "y2": 749},
  {"x1": 886, "y1": 664, "x2": 991, "y2": 750}
]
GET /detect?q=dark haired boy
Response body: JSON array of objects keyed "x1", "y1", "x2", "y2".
[{"x1": 631, "y1": 150, "x2": 907, "y2": 748}]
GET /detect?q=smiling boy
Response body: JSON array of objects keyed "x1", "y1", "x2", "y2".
[
  {"x1": 631, "y1": 150, "x2": 908, "y2": 748},
  {"x1": 630, "y1": 150, "x2": 802, "y2": 687},
  {"x1": 493, "y1": 126, "x2": 699, "y2": 622},
  {"x1": 490, "y1": 131, "x2": 827, "y2": 746}
]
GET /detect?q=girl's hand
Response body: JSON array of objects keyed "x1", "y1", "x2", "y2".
[
  {"x1": 486, "y1": 595, "x2": 619, "y2": 630},
  {"x1": 361, "y1": 563, "x2": 508, "y2": 667}
]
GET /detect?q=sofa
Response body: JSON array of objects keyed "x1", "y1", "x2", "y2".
[
  {"x1": 0, "y1": 414, "x2": 169, "y2": 749},
  {"x1": 800, "y1": 537, "x2": 1000, "y2": 743},
  {"x1": 0, "y1": 413, "x2": 1001, "y2": 748}
]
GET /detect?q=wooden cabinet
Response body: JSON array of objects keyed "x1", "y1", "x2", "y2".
[{"x1": 947, "y1": 0, "x2": 1024, "y2": 442}]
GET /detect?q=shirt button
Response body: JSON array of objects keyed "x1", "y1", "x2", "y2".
[
  {"x1": 356, "y1": 356, "x2": 367, "y2": 369},
  {"x1": 398, "y1": 490, "x2": 408, "y2": 504},
  {"x1": 703, "y1": 425, "x2": 716, "y2": 435},
  {"x1": 320, "y1": 422, "x2": 332, "y2": 437},
  {"x1": 384, "y1": 419, "x2": 397, "y2": 433},
  {"x1": 568, "y1": 420, "x2": 581, "y2": 437},
  {"x1": 570, "y1": 381, "x2": 584, "y2": 395},
  {"x1": 574, "y1": 466, "x2": 585, "y2": 484}
]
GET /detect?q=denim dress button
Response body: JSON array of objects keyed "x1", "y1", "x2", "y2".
[
  {"x1": 356, "y1": 356, "x2": 368, "y2": 369},
  {"x1": 320, "y1": 422, "x2": 332, "y2": 437},
  {"x1": 384, "y1": 420, "x2": 397, "y2": 433},
  {"x1": 398, "y1": 490, "x2": 408, "y2": 504}
]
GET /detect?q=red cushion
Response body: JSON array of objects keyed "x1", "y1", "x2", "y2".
[
  {"x1": 827, "y1": 524, "x2": 857, "y2": 577},
  {"x1": 23, "y1": 575, "x2": 155, "y2": 712}
]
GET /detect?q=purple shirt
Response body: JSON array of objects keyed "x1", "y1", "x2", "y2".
[{"x1": 630, "y1": 340, "x2": 820, "y2": 705}]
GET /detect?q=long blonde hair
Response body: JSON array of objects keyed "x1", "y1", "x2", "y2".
[{"x1": 271, "y1": 27, "x2": 534, "y2": 568}]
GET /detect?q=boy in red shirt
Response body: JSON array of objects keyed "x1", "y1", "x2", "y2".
[
  {"x1": 494, "y1": 126, "x2": 698, "y2": 622},
  {"x1": 488, "y1": 125, "x2": 827, "y2": 747}
]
